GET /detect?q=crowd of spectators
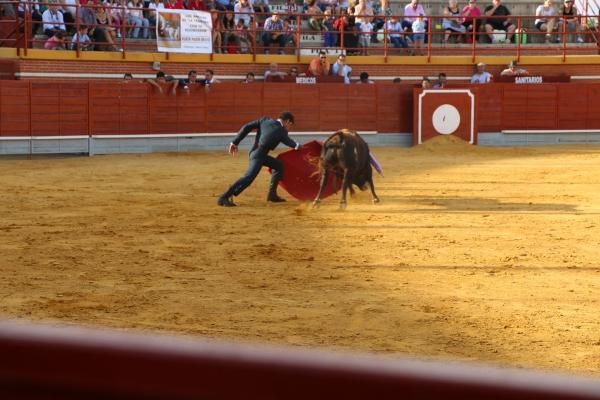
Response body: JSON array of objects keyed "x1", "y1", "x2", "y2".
[
  {"x1": 12, "y1": 0, "x2": 594, "y2": 54},
  {"x1": 123, "y1": 52, "x2": 533, "y2": 95}
]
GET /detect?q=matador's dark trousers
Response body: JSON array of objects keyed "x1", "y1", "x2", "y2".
[{"x1": 222, "y1": 148, "x2": 284, "y2": 198}]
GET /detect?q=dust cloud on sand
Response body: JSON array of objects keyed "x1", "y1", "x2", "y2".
[{"x1": 1, "y1": 137, "x2": 600, "y2": 376}]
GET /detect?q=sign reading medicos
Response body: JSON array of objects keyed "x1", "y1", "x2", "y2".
[{"x1": 156, "y1": 9, "x2": 213, "y2": 54}]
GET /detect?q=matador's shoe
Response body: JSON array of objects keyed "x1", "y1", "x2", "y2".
[{"x1": 217, "y1": 196, "x2": 237, "y2": 207}]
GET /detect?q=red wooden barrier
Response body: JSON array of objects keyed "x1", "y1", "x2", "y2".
[
  {"x1": 1, "y1": 81, "x2": 30, "y2": 136},
  {"x1": 477, "y1": 84, "x2": 503, "y2": 133},
  {"x1": 1, "y1": 320, "x2": 600, "y2": 400},
  {"x1": 4, "y1": 81, "x2": 600, "y2": 138}
]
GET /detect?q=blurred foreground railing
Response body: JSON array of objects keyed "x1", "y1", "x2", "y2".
[{"x1": 2, "y1": 320, "x2": 600, "y2": 400}]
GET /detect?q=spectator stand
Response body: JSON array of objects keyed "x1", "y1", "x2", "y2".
[{"x1": 2, "y1": 0, "x2": 599, "y2": 61}]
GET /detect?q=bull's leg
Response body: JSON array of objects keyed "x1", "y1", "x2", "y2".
[
  {"x1": 368, "y1": 174, "x2": 380, "y2": 204},
  {"x1": 340, "y1": 169, "x2": 350, "y2": 210},
  {"x1": 312, "y1": 169, "x2": 329, "y2": 208}
]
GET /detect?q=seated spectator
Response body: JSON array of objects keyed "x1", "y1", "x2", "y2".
[
  {"x1": 70, "y1": 25, "x2": 93, "y2": 51},
  {"x1": 323, "y1": 8, "x2": 336, "y2": 47},
  {"x1": 234, "y1": 17, "x2": 254, "y2": 53},
  {"x1": 18, "y1": 0, "x2": 43, "y2": 37},
  {"x1": 188, "y1": 0, "x2": 208, "y2": 10},
  {"x1": 442, "y1": 0, "x2": 467, "y2": 43},
  {"x1": 402, "y1": 0, "x2": 427, "y2": 42},
  {"x1": 57, "y1": 1, "x2": 76, "y2": 34},
  {"x1": 535, "y1": 0, "x2": 558, "y2": 43},
  {"x1": 264, "y1": 62, "x2": 287, "y2": 80},
  {"x1": 307, "y1": 50, "x2": 331, "y2": 76},
  {"x1": 354, "y1": 0, "x2": 373, "y2": 49},
  {"x1": 500, "y1": 60, "x2": 529, "y2": 76},
  {"x1": 79, "y1": 2, "x2": 114, "y2": 51},
  {"x1": 285, "y1": 0, "x2": 299, "y2": 15},
  {"x1": 106, "y1": 0, "x2": 123, "y2": 38},
  {"x1": 42, "y1": 4, "x2": 66, "y2": 37},
  {"x1": 96, "y1": 5, "x2": 120, "y2": 51},
  {"x1": 127, "y1": 0, "x2": 150, "y2": 39},
  {"x1": 44, "y1": 30, "x2": 66, "y2": 50},
  {"x1": 123, "y1": 73, "x2": 134, "y2": 81},
  {"x1": 372, "y1": 0, "x2": 392, "y2": 43},
  {"x1": 282, "y1": 18, "x2": 297, "y2": 50},
  {"x1": 213, "y1": 0, "x2": 232, "y2": 11},
  {"x1": 253, "y1": 0, "x2": 270, "y2": 16},
  {"x1": 211, "y1": 10, "x2": 223, "y2": 53},
  {"x1": 358, "y1": 19, "x2": 373, "y2": 55},
  {"x1": 559, "y1": 0, "x2": 584, "y2": 43},
  {"x1": 354, "y1": 0, "x2": 373, "y2": 27},
  {"x1": 412, "y1": 14, "x2": 426, "y2": 51},
  {"x1": 421, "y1": 76, "x2": 431, "y2": 88},
  {"x1": 334, "y1": 10, "x2": 358, "y2": 53},
  {"x1": 319, "y1": 0, "x2": 337, "y2": 12},
  {"x1": 484, "y1": 0, "x2": 515, "y2": 43},
  {"x1": 306, "y1": 0, "x2": 324, "y2": 32},
  {"x1": 470, "y1": 62, "x2": 492, "y2": 83},
  {"x1": 262, "y1": 12, "x2": 285, "y2": 54},
  {"x1": 331, "y1": 53, "x2": 352, "y2": 84},
  {"x1": 387, "y1": 15, "x2": 408, "y2": 50},
  {"x1": 222, "y1": 11, "x2": 240, "y2": 53},
  {"x1": 356, "y1": 71, "x2": 374, "y2": 84},
  {"x1": 234, "y1": 0, "x2": 254, "y2": 27},
  {"x1": 433, "y1": 72, "x2": 447, "y2": 88},
  {"x1": 461, "y1": 0, "x2": 482, "y2": 43},
  {"x1": 242, "y1": 72, "x2": 255, "y2": 83},
  {"x1": 165, "y1": 0, "x2": 184, "y2": 9}
]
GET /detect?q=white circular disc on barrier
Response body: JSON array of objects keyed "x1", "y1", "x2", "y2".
[{"x1": 432, "y1": 104, "x2": 461, "y2": 135}]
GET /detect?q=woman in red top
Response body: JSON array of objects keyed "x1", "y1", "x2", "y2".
[
  {"x1": 165, "y1": 0, "x2": 184, "y2": 9},
  {"x1": 461, "y1": 0, "x2": 481, "y2": 43},
  {"x1": 187, "y1": 0, "x2": 207, "y2": 10}
]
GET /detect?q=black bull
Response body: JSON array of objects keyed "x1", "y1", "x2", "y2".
[{"x1": 312, "y1": 129, "x2": 380, "y2": 209}]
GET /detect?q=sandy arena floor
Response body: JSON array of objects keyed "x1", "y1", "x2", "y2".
[{"x1": 1, "y1": 136, "x2": 600, "y2": 376}]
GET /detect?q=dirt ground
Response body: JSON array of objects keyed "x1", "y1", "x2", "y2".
[{"x1": 1, "y1": 136, "x2": 600, "y2": 377}]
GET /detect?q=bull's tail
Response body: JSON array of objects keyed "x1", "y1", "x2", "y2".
[{"x1": 369, "y1": 152, "x2": 383, "y2": 177}]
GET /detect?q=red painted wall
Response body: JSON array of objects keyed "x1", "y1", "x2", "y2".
[{"x1": 2, "y1": 81, "x2": 600, "y2": 137}]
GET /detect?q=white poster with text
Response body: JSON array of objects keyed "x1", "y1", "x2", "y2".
[{"x1": 156, "y1": 9, "x2": 212, "y2": 54}]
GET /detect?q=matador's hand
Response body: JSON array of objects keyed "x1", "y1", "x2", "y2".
[{"x1": 228, "y1": 143, "x2": 238, "y2": 156}]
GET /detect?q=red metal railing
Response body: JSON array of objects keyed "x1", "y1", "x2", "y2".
[{"x1": 2, "y1": 1, "x2": 599, "y2": 61}]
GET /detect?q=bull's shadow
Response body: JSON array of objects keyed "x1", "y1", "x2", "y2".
[{"x1": 369, "y1": 195, "x2": 579, "y2": 214}]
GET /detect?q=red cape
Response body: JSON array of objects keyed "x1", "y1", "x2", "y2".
[{"x1": 269, "y1": 140, "x2": 341, "y2": 201}]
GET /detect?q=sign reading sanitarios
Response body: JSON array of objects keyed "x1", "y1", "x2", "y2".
[{"x1": 156, "y1": 9, "x2": 213, "y2": 54}]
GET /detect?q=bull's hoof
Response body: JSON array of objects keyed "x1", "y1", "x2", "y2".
[
  {"x1": 339, "y1": 201, "x2": 347, "y2": 210},
  {"x1": 373, "y1": 197, "x2": 380, "y2": 204}
]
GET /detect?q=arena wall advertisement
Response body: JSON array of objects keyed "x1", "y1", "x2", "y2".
[{"x1": 156, "y1": 9, "x2": 213, "y2": 54}]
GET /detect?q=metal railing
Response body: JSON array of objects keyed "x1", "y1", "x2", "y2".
[{"x1": 2, "y1": 1, "x2": 598, "y2": 62}]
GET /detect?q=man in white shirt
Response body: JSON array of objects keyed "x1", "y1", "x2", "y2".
[
  {"x1": 500, "y1": 60, "x2": 529, "y2": 76},
  {"x1": 234, "y1": 0, "x2": 254, "y2": 27},
  {"x1": 42, "y1": 4, "x2": 66, "y2": 37},
  {"x1": 331, "y1": 54, "x2": 352, "y2": 84},
  {"x1": 471, "y1": 62, "x2": 493, "y2": 83}
]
